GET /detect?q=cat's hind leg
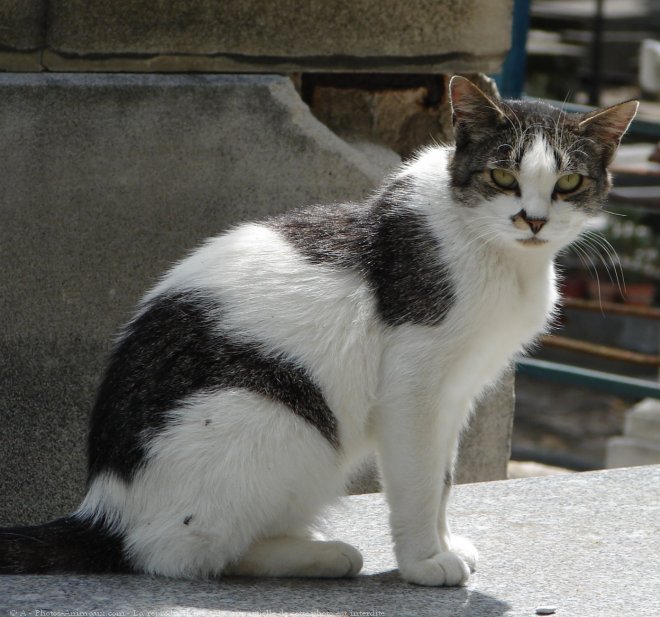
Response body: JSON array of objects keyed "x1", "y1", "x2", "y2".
[
  {"x1": 105, "y1": 389, "x2": 353, "y2": 579},
  {"x1": 224, "y1": 536, "x2": 363, "y2": 578}
]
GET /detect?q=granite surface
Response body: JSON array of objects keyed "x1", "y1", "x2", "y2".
[{"x1": 2, "y1": 465, "x2": 659, "y2": 617}]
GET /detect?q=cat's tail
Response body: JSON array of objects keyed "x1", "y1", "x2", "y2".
[{"x1": 0, "y1": 515, "x2": 131, "y2": 574}]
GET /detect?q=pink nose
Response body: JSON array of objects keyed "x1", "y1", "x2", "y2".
[{"x1": 512, "y1": 209, "x2": 547, "y2": 234}]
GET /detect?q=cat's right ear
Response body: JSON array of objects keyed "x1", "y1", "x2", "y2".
[{"x1": 449, "y1": 75, "x2": 506, "y2": 146}]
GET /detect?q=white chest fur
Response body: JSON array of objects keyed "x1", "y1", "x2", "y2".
[{"x1": 418, "y1": 242, "x2": 558, "y2": 411}]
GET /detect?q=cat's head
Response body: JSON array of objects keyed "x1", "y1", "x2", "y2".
[{"x1": 448, "y1": 75, "x2": 638, "y2": 252}]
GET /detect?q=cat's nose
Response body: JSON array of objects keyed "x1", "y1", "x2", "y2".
[{"x1": 512, "y1": 209, "x2": 547, "y2": 235}]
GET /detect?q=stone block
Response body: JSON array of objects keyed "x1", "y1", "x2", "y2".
[
  {"x1": 0, "y1": 0, "x2": 47, "y2": 50},
  {"x1": 623, "y1": 397, "x2": 660, "y2": 440},
  {"x1": 45, "y1": 0, "x2": 512, "y2": 73},
  {"x1": 640, "y1": 38, "x2": 660, "y2": 95},
  {"x1": 606, "y1": 436, "x2": 660, "y2": 468},
  {"x1": 606, "y1": 398, "x2": 660, "y2": 469},
  {"x1": 456, "y1": 370, "x2": 515, "y2": 484},
  {"x1": 0, "y1": 73, "x2": 384, "y2": 526}
]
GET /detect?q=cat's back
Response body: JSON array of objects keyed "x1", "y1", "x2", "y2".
[{"x1": 139, "y1": 206, "x2": 385, "y2": 448}]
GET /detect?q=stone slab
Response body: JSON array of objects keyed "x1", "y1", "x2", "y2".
[
  {"x1": 624, "y1": 398, "x2": 660, "y2": 440},
  {"x1": 40, "y1": 49, "x2": 507, "y2": 75},
  {"x1": 456, "y1": 370, "x2": 515, "y2": 485},
  {"x1": 0, "y1": 73, "x2": 384, "y2": 527},
  {"x1": 1, "y1": 465, "x2": 659, "y2": 617},
  {"x1": 606, "y1": 436, "x2": 660, "y2": 468},
  {"x1": 44, "y1": 0, "x2": 511, "y2": 73}
]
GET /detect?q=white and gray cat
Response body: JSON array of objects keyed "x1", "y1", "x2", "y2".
[{"x1": 0, "y1": 76, "x2": 637, "y2": 586}]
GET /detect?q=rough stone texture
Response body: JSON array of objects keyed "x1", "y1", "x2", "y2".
[
  {"x1": 0, "y1": 0, "x2": 47, "y2": 51},
  {"x1": 456, "y1": 371, "x2": 515, "y2": 485},
  {"x1": 0, "y1": 1, "x2": 512, "y2": 74},
  {"x1": 1, "y1": 466, "x2": 659, "y2": 616},
  {"x1": 0, "y1": 73, "x2": 514, "y2": 526},
  {"x1": 40, "y1": 0, "x2": 511, "y2": 73},
  {"x1": 0, "y1": 73, "x2": 383, "y2": 527},
  {"x1": 0, "y1": 2, "x2": 513, "y2": 74}
]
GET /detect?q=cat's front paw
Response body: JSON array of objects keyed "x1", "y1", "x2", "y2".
[
  {"x1": 399, "y1": 551, "x2": 470, "y2": 587},
  {"x1": 450, "y1": 535, "x2": 478, "y2": 573}
]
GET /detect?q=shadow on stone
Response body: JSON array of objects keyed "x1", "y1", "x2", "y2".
[{"x1": 0, "y1": 572, "x2": 511, "y2": 617}]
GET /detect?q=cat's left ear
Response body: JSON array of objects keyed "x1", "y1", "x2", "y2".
[
  {"x1": 578, "y1": 100, "x2": 639, "y2": 165},
  {"x1": 449, "y1": 75, "x2": 506, "y2": 146}
]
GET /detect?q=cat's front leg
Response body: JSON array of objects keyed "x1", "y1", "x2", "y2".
[
  {"x1": 439, "y1": 468, "x2": 478, "y2": 573},
  {"x1": 376, "y1": 360, "x2": 473, "y2": 586}
]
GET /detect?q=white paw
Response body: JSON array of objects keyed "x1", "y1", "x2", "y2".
[
  {"x1": 450, "y1": 535, "x2": 478, "y2": 573},
  {"x1": 399, "y1": 551, "x2": 470, "y2": 587},
  {"x1": 317, "y1": 541, "x2": 363, "y2": 577}
]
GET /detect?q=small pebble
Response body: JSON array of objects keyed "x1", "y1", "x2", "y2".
[{"x1": 535, "y1": 608, "x2": 556, "y2": 615}]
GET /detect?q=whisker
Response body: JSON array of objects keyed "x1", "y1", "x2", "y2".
[
  {"x1": 583, "y1": 230, "x2": 627, "y2": 294},
  {"x1": 570, "y1": 241, "x2": 605, "y2": 313},
  {"x1": 601, "y1": 209, "x2": 627, "y2": 217},
  {"x1": 581, "y1": 233, "x2": 624, "y2": 296},
  {"x1": 462, "y1": 229, "x2": 500, "y2": 252}
]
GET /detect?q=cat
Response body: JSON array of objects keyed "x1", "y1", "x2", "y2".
[{"x1": 0, "y1": 76, "x2": 637, "y2": 586}]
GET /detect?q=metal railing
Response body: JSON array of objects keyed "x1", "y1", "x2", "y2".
[{"x1": 517, "y1": 298, "x2": 660, "y2": 399}]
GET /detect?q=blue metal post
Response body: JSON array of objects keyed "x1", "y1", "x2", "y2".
[{"x1": 494, "y1": 0, "x2": 532, "y2": 99}]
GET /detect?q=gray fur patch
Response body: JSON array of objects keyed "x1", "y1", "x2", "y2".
[
  {"x1": 271, "y1": 180, "x2": 456, "y2": 327},
  {"x1": 89, "y1": 293, "x2": 339, "y2": 481}
]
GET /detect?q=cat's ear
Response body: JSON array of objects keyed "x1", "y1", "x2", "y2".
[
  {"x1": 578, "y1": 100, "x2": 639, "y2": 165},
  {"x1": 449, "y1": 75, "x2": 506, "y2": 145}
]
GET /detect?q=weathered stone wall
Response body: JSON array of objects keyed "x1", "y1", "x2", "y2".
[
  {"x1": 0, "y1": 0, "x2": 513, "y2": 73},
  {"x1": 0, "y1": 74, "x2": 389, "y2": 525}
]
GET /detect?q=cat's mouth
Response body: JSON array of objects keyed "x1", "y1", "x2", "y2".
[{"x1": 517, "y1": 237, "x2": 549, "y2": 246}]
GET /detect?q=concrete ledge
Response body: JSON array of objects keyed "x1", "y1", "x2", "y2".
[
  {"x1": 39, "y1": 50, "x2": 508, "y2": 75},
  {"x1": 2, "y1": 466, "x2": 659, "y2": 616}
]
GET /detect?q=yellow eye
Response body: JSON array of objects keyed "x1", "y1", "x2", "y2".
[
  {"x1": 490, "y1": 168, "x2": 518, "y2": 189},
  {"x1": 555, "y1": 173, "x2": 583, "y2": 193}
]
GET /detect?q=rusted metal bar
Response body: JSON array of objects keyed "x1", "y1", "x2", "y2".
[
  {"x1": 541, "y1": 335, "x2": 660, "y2": 366},
  {"x1": 562, "y1": 297, "x2": 660, "y2": 320}
]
